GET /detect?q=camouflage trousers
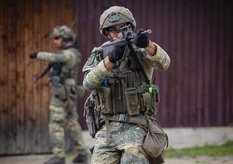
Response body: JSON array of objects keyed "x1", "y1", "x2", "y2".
[
  {"x1": 49, "y1": 95, "x2": 86, "y2": 158},
  {"x1": 92, "y1": 121, "x2": 149, "y2": 164}
]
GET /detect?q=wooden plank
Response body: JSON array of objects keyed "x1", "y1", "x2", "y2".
[
  {"x1": 1, "y1": 0, "x2": 10, "y2": 154},
  {"x1": 32, "y1": 0, "x2": 51, "y2": 153},
  {"x1": 32, "y1": 0, "x2": 42, "y2": 153},
  {"x1": 160, "y1": 0, "x2": 172, "y2": 126},
  {"x1": 7, "y1": 0, "x2": 18, "y2": 154},
  {"x1": 203, "y1": 0, "x2": 212, "y2": 126},
  {"x1": 212, "y1": 1, "x2": 225, "y2": 126},
  {"x1": 15, "y1": 0, "x2": 26, "y2": 154},
  {"x1": 181, "y1": 0, "x2": 191, "y2": 126},
  {"x1": 168, "y1": 0, "x2": 178, "y2": 127},
  {"x1": 189, "y1": 0, "x2": 198, "y2": 126},
  {"x1": 224, "y1": 0, "x2": 233, "y2": 125},
  {"x1": 0, "y1": 0, "x2": 6, "y2": 155},
  {"x1": 220, "y1": 0, "x2": 233, "y2": 126},
  {"x1": 208, "y1": 0, "x2": 218, "y2": 126},
  {"x1": 218, "y1": 0, "x2": 227, "y2": 125},
  {"x1": 173, "y1": 0, "x2": 184, "y2": 127},
  {"x1": 196, "y1": 0, "x2": 205, "y2": 126},
  {"x1": 208, "y1": 2, "x2": 218, "y2": 125},
  {"x1": 24, "y1": 0, "x2": 35, "y2": 154},
  {"x1": 38, "y1": 0, "x2": 50, "y2": 153}
]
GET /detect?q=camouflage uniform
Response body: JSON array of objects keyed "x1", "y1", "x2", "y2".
[
  {"x1": 37, "y1": 49, "x2": 86, "y2": 158},
  {"x1": 31, "y1": 26, "x2": 87, "y2": 160},
  {"x1": 82, "y1": 6, "x2": 170, "y2": 164}
]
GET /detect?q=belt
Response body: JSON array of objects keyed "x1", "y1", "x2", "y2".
[{"x1": 104, "y1": 113, "x2": 148, "y2": 127}]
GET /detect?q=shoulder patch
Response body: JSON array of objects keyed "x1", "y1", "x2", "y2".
[
  {"x1": 87, "y1": 53, "x2": 96, "y2": 66},
  {"x1": 82, "y1": 47, "x2": 104, "y2": 73}
]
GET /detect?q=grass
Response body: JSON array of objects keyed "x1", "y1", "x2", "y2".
[{"x1": 165, "y1": 141, "x2": 233, "y2": 158}]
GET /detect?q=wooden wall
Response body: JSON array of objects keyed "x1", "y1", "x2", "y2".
[{"x1": 0, "y1": 0, "x2": 77, "y2": 155}]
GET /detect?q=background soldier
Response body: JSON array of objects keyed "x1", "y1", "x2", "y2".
[
  {"x1": 30, "y1": 25, "x2": 88, "y2": 164},
  {"x1": 83, "y1": 6, "x2": 170, "y2": 164}
]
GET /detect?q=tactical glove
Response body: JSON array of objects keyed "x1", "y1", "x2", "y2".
[
  {"x1": 108, "y1": 43, "x2": 125, "y2": 63},
  {"x1": 133, "y1": 29, "x2": 149, "y2": 48},
  {"x1": 30, "y1": 52, "x2": 38, "y2": 59}
]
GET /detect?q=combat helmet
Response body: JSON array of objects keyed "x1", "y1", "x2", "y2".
[
  {"x1": 50, "y1": 25, "x2": 76, "y2": 42},
  {"x1": 99, "y1": 6, "x2": 136, "y2": 36}
]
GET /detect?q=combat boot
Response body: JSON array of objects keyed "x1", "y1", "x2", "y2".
[
  {"x1": 44, "y1": 156, "x2": 65, "y2": 164},
  {"x1": 72, "y1": 153, "x2": 88, "y2": 163}
]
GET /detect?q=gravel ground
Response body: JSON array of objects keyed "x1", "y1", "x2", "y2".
[{"x1": 0, "y1": 155, "x2": 233, "y2": 164}]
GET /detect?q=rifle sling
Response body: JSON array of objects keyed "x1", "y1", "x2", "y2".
[{"x1": 127, "y1": 43, "x2": 150, "y2": 84}]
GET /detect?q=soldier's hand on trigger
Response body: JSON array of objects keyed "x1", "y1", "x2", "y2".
[
  {"x1": 133, "y1": 28, "x2": 149, "y2": 48},
  {"x1": 30, "y1": 52, "x2": 38, "y2": 59},
  {"x1": 108, "y1": 43, "x2": 126, "y2": 63}
]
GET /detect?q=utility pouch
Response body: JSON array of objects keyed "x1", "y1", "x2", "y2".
[
  {"x1": 143, "y1": 119, "x2": 168, "y2": 158},
  {"x1": 125, "y1": 88, "x2": 140, "y2": 116},
  {"x1": 53, "y1": 84, "x2": 67, "y2": 100},
  {"x1": 141, "y1": 92, "x2": 151, "y2": 113},
  {"x1": 65, "y1": 86, "x2": 77, "y2": 109},
  {"x1": 150, "y1": 88, "x2": 159, "y2": 114},
  {"x1": 98, "y1": 87, "x2": 112, "y2": 114}
]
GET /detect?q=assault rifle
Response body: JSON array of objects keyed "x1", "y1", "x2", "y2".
[
  {"x1": 102, "y1": 26, "x2": 152, "y2": 84},
  {"x1": 101, "y1": 25, "x2": 152, "y2": 48},
  {"x1": 33, "y1": 62, "x2": 62, "y2": 83}
]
